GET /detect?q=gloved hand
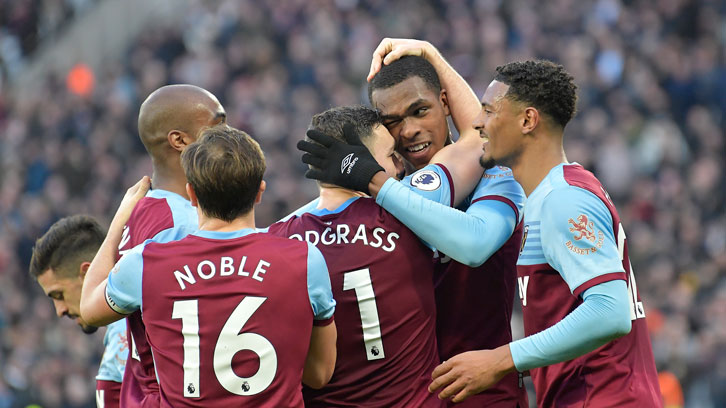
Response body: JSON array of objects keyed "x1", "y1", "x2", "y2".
[{"x1": 297, "y1": 123, "x2": 384, "y2": 195}]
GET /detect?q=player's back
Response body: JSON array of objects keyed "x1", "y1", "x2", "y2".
[
  {"x1": 268, "y1": 197, "x2": 443, "y2": 408},
  {"x1": 139, "y1": 229, "x2": 317, "y2": 407},
  {"x1": 117, "y1": 189, "x2": 197, "y2": 407},
  {"x1": 518, "y1": 163, "x2": 661, "y2": 407}
]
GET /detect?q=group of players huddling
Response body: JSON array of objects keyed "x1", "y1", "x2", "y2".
[{"x1": 30, "y1": 38, "x2": 663, "y2": 407}]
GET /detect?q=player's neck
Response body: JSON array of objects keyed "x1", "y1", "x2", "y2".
[
  {"x1": 317, "y1": 187, "x2": 366, "y2": 211},
  {"x1": 197, "y1": 212, "x2": 256, "y2": 232},
  {"x1": 151, "y1": 166, "x2": 189, "y2": 200},
  {"x1": 511, "y1": 140, "x2": 567, "y2": 197}
]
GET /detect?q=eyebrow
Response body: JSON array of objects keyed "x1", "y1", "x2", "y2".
[{"x1": 380, "y1": 99, "x2": 429, "y2": 121}]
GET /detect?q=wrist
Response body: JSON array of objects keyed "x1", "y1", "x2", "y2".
[
  {"x1": 498, "y1": 344, "x2": 517, "y2": 375},
  {"x1": 368, "y1": 172, "x2": 389, "y2": 198}
]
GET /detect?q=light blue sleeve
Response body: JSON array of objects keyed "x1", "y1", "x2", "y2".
[
  {"x1": 469, "y1": 167, "x2": 525, "y2": 223},
  {"x1": 509, "y1": 279, "x2": 632, "y2": 371},
  {"x1": 540, "y1": 187, "x2": 625, "y2": 294},
  {"x1": 96, "y1": 319, "x2": 128, "y2": 382},
  {"x1": 305, "y1": 242, "x2": 335, "y2": 320},
  {"x1": 398, "y1": 164, "x2": 454, "y2": 206},
  {"x1": 105, "y1": 242, "x2": 147, "y2": 314},
  {"x1": 377, "y1": 166, "x2": 521, "y2": 267}
]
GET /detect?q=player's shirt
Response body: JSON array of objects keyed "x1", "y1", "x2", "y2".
[
  {"x1": 106, "y1": 228, "x2": 335, "y2": 407},
  {"x1": 517, "y1": 163, "x2": 661, "y2": 407},
  {"x1": 268, "y1": 197, "x2": 444, "y2": 408},
  {"x1": 95, "y1": 319, "x2": 128, "y2": 408},
  {"x1": 116, "y1": 188, "x2": 197, "y2": 407},
  {"x1": 400, "y1": 164, "x2": 527, "y2": 408}
]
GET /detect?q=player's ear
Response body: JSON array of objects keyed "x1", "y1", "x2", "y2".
[
  {"x1": 255, "y1": 180, "x2": 266, "y2": 204},
  {"x1": 168, "y1": 130, "x2": 192, "y2": 152},
  {"x1": 439, "y1": 89, "x2": 451, "y2": 116},
  {"x1": 521, "y1": 107, "x2": 539, "y2": 135},
  {"x1": 79, "y1": 261, "x2": 91, "y2": 280},
  {"x1": 186, "y1": 183, "x2": 198, "y2": 207}
]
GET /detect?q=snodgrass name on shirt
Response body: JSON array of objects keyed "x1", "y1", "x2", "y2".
[{"x1": 288, "y1": 223, "x2": 400, "y2": 253}]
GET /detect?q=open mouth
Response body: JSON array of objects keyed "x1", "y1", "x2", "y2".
[{"x1": 406, "y1": 142, "x2": 431, "y2": 153}]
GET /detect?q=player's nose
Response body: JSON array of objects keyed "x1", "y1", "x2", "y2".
[
  {"x1": 399, "y1": 118, "x2": 420, "y2": 141},
  {"x1": 472, "y1": 110, "x2": 485, "y2": 132},
  {"x1": 53, "y1": 299, "x2": 68, "y2": 318}
]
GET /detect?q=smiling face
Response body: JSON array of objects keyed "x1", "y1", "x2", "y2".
[
  {"x1": 371, "y1": 76, "x2": 450, "y2": 171},
  {"x1": 37, "y1": 267, "x2": 97, "y2": 333},
  {"x1": 473, "y1": 80, "x2": 525, "y2": 170}
]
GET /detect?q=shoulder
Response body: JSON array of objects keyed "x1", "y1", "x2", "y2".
[
  {"x1": 477, "y1": 166, "x2": 521, "y2": 192},
  {"x1": 541, "y1": 183, "x2": 610, "y2": 222},
  {"x1": 482, "y1": 165, "x2": 514, "y2": 179},
  {"x1": 471, "y1": 166, "x2": 525, "y2": 210},
  {"x1": 406, "y1": 164, "x2": 451, "y2": 192}
]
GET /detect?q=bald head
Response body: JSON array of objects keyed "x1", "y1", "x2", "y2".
[{"x1": 138, "y1": 85, "x2": 227, "y2": 158}]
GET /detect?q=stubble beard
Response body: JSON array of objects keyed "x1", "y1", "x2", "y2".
[{"x1": 479, "y1": 155, "x2": 496, "y2": 170}]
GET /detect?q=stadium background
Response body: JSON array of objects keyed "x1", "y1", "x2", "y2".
[{"x1": 0, "y1": 0, "x2": 724, "y2": 406}]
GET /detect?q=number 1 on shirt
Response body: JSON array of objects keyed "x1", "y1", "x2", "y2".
[{"x1": 343, "y1": 268, "x2": 385, "y2": 361}]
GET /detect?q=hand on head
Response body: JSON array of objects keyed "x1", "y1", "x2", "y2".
[
  {"x1": 367, "y1": 38, "x2": 435, "y2": 82},
  {"x1": 297, "y1": 124, "x2": 383, "y2": 195}
]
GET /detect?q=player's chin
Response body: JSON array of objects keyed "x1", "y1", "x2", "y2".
[
  {"x1": 79, "y1": 323, "x2": 99, "y2": 334},
  {"x1": 479, "y1": 154, "x2": 496, "y2": 170}
]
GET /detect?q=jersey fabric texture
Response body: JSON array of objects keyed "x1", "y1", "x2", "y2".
[
  {"x1": 115, "y1": 188, "x2": 197, "y2": 407},
  {"x1": 268, "y1": 197, "x2": 444, "y2": 408},
  {"x1": 516, "y1": 163, "x2": 662, "y2": 407},
  {"x1": 95, "y1": 319, "x2": 127, "y2": 407},
  {"x1": 381, "y1": 164, "x2": 527, "y2": 408},
  {"x1": 106, "y1": 228, "x2": 334, "y2": 407}
]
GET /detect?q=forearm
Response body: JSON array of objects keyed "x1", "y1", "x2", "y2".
[
  {"x1": 80, "y1": 220, "x2": 124, "y2": 323},
  {"x1": 423, "y1": 46, "x2": 480, "y2": 139},
  {"x1": 377, "y1": 179, "x2": 514, "y2": 266},
  {"x1": 302, "y1": 323, "x2": 337, "y2": 389},
  {"x1": 509, "y1": 280, "x2": 632, "y2": 371}
]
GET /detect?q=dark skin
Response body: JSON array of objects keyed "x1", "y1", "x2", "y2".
[
  {"x1": 371, "y1": 76, "x2": 451, "y2": 172},
  {"x1": 137, "y1": 85, "x2": 227, "y2": 198}
]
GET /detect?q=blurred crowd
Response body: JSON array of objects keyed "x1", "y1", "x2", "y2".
[
  {"x1": 0, "y1": 0, "x2": 97, "y2": 87},
  {"x1": 0, "y1": 0, "x2": 724, "y2": 406}
]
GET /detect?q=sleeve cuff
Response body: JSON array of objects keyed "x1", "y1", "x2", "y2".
[
  {"x1": 375, "y1": 177, "x2": 399, "y2": 205},
  {"x1": 433, "y1": 163, "x2": 455, "y2": 206},
  {"x1": 572, "y1": 272, "x2": 626, "y2": 297},
  {"x1": 313, "y1": 315, "x2": 335, "y2": 327},
  {"x1": 105, "y1": 285, "x2": 133, "y2": 315},
  {"x1": 508, "y1": 340, "x2": 528, "y2": 372}
]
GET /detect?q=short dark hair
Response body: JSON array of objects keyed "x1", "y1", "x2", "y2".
[
  {"x1": 368, "y1": 56, "x2": 442, "y2": 103},
  {"x1": 494, "y1": 60, "x2": 577, "y2": 129},
  {"x1": 29, "y1": 215, "x2": 105, "y2": 279},
  {"x1": 181, "y1": 126, "x2": 266, "y2": 222},
  {"x1": 309, "y1": 105, "x2": 382, "y2": 145}
]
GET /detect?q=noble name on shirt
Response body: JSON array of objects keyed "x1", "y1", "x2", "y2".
[{"x1": 173, "y1": 256, "x2": 272, "y2": 290}]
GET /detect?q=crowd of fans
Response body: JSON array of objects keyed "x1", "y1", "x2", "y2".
[
  {"x1": 0, "y1": 0, "x2": 97, "y2": 88},
  {"x1": 0, "y1": 0, "x2": 724, "y2": 406}
]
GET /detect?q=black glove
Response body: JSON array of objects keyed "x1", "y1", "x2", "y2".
[{"x1": 297, "y1": 123, "x2": 384, "y2": 195}]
